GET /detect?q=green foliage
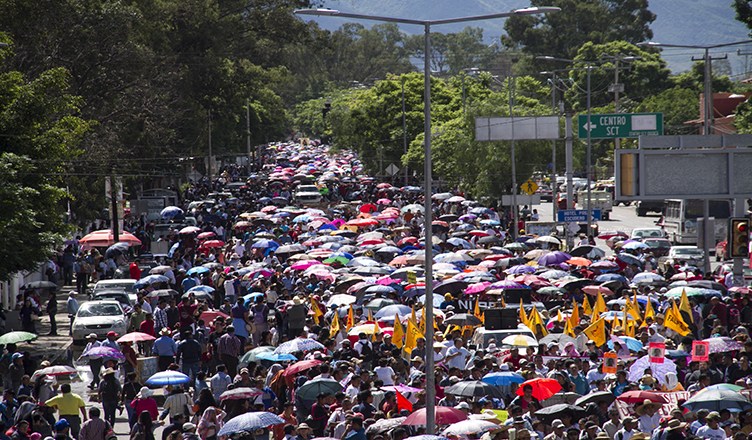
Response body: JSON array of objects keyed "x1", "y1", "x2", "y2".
[
  {"x1": 503, "y1": 0, "x2": 655, "y2": 60},
  {"x1": 405, "y1": 27, "x2": 500, "y2": 76},
  {"x1": 638, "y1": 87, "x2": 699, "y2": 135},
  {"x1": 0, "y1": 51, "x2": 92, "y2": 281}
]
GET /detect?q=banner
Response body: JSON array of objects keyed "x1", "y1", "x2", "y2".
[
  {"x1": 692, "y1": 340, "x2": 710, "y2": 362},
  {"x1": 603, "y1": 352, "x2": 618, "y2": 374},
  {"x1": 406, "y1": 270, "x2": 417, "y2": 285},
  {"x1": 648, "y1": 342, "x2": 665, "y2": 364}
]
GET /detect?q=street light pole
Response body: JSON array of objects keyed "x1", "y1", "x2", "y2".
[
  {"x1": 586, "y1": 65, "x2": 592, "y2": 238},
  {"x1": 295, "y1": 7, "x2": 560, "y2": 432},
  {"x1": 402, "y1": 76, "x2": 408, "y2": 186}
]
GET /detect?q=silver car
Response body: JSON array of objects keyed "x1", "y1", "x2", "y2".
[{"x1": 71, "y1": 300, "x2": 129, "y2": 344}]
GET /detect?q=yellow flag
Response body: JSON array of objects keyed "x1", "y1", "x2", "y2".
[
  {"x1": 528, "y1": 306, "x2": 549, "y2": 337},
  {"x1": 419, "y1": 306, "x2": 427, "y2": 335},
  {"x1": 622, "y1": 306, "x2": 635, "y2": 338},
  {"x1": 592, "y1": 290, "x2": 608, "y2": 319},
  {"x1": 346, "y1": 305, "x2": 355, "y2": 331},
  {"x1": 643, "y1": 298, "x2": 656, "y2": 322},
  {"x1": 444, "y1": 324, "x2": 456, "y2": 339},
  {"x1": 557, "y1": 309, "x2": 564, "y2": 322},
  {"x1": 563, "y1": 316, "x2": 575, "y2": 337},
  {"x1": 392, "y1": 314, "x2": 405, "y2": 348},
  {"x1": 570, "y1": 299, "x2": 580, "y2": 328},
  {"x1": 474, "y1": 300, "x2": 484, "y2": 324},
  {"x1": 367, "y1": 308, "x2": 374, "y2": 322},
  {"x1": 679, "y1": 289, "x2": 694, "y2": 324},
  {"x1": 411, "y1": 305, "x2": 417, "y2": 324},
  {"x1": 625, "y1": 297, "x2": 641, "y2": 321},
  {"x1": 329, "y1": 312, "x2": 341, "y2": 338},
  {"x1": 311, "y1": 299, "x2": 324, "y2": 325},
  {"x1": 403, "y1": 319, "x2": 424, "y2": 354},
  {"x1": 665, "y1": 300, "x2": 691, "y2": 336},
  {"x1": 519, "y1": 299, "x2": 529, "y2": 327},
  {"x1": 582, "y1": 295, "x2": 592, "y2": 316},
  {"x1": 583, "y1": 317, "x2": 607, "y2": 347}
]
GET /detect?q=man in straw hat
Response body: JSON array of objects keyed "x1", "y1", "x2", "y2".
[
  {"x1": 152, "y1": 327, "x2": 177, "y2": 370},
  {"x1": 635, "y1": 399, "x2": 662, "y2": 434},
  {"x1": 695, "y1": 412, "x2": 723, "y2": 440}
]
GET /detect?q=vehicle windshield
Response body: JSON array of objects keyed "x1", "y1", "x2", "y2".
[
  {"x1": 96, "y1": 282, "x2": 134, "y2": 291},
  {"x1": 633, "y1": 229, "x2": 662, "y2": 238},
  {"x1": 77, "y1": 303, "x2": 122, "y2": 317},
  {"x1": 95, "y1": 294, "x2": 128, "y2": 303},
  {"x1": 674, "y1": 248, "x2": 703, "y2": 256},
  {"x1": 644, "y1": 239, "x2": 669, "y2": 248}
]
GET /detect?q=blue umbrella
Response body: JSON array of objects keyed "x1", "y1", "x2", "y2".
[
  {"x1": 292, "y1": 214, "x2": 312, "y2": 223},
  {"x1": 252, "y1": 239, "x2": 280, "y2": 249},
  {"x1": 480, "y1": 219, "x2": 500, "y2": 226},
  {"x1": 256, "y1": 352, "x2": 297, "y2": 362},
  {"x1": 134, "y1": 274, "x2": 169, "y2": 289},
  {"x1": 506, "y1": 265, "x2": 537, "y2": 275},
  {"x1": 622, "y1": 241, "x2": 649, "y2": 250},
  {"x1": 168, "y1": 242, "x2": 180, "y2": 258},
  {"x1": 482, "y1": 371, "x2": 525, "y2": 386},
  {"x1": 145, "y1": 371, "x2": 190, "y2": 386},
  {"x1": 446, "y1": 237, "x2": 473, "y2": 249},
  {"x1": 608, "y1": 336, "x2": 643, "y2": 352},
  {"x1": 218, "y1": 412, "x2": 286, "y2": 436},
  {"x1": 594, "y1": 273, "x2": 628, "y2": 283},
  {"x1": 186, "y1": 266, "x2": 210, "y2": 276},
  {"x1": 187, "y1": 285, "x2": 215, "y2": 294},
  {"x1": 319, "y1": 223, "x2": 338, "y2": 231},
  {"x1": 160, "y1": 206, "x2": 184, "y2": 219}
]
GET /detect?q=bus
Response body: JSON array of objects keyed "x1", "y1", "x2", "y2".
[{"x1": 661, "y1": 199, "x2": 731, "y2": 245}]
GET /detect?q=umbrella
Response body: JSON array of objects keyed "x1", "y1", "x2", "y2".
[
  {"x1": 628, "y1": 355, "x2": 677, "y2": 385},
  {"x1": 117, "y1": 332, "x2": 156, "y2": 343},
  {"x1": 700, "y1": 384, "x2": 744, "y2": 393},
  {"x1": 284, "y1": 360, "x2": 324, "y2": 377},
  {"x1": 575, "y1": 391, "x2": 616, "y2": 407},
  {"x1": 534, "y1": 404, "x2": 586, "y2": 421},
  {"x1": 404, "y1": 407, "x2": 468, "y2": 426},
  {"x1": 683, "y1": 389, "x2": 752, "y2": 412},
  {"x1": 273, "y1": 338, "x2": 325, "y2": 354},
  {"x1": 80, "y1": 346, "x2": 125, "y2": 360},
  {"x1": 219, "y1": 387, "x2": 263, "y2": 402},
  {"x1": 296, "y1": 378, "x2": 343, "y2": 400},
  {"x1": 326, "y1": 294, "x2": 357, "y2": 307},
  {"x1": 133, "y1": 274, "x2": 169, "y2": 289},
  {"x1": 149, "y1": 265, "x2": 173, "y2": 275},
  {"x1": 536, "y1": 235, "x2": 562, "y2": 246},
  {"x1": 616, "y1": 390, "x2": 669, "y2": 404},
  {"x1": 257, "y1": 352, "x2": 297, "y2": 362},
  {"x1": 704, "y1": 337, "x2": 744, "y2": 354},
  {"x1": 482, "y1": 371, "x2": 525, "y2": 386},
  {"x1": 186, "y1": 266, "x2": 210, "y2": 276},
  {"x1": 199, "y1": 310, "x2": 229, "y2": 323},
  {"x1": 444, "y1": 380, "x2": 504, "y2": 398},
  {"x1": 608, "y1": 336, "x2": 643, "y2": 352},
  {"x1": 366, "y1": 417, "x2": 407, "y2": 434},
  {"x1": 31, "y1": 365, "x2": 77, "y2": 381},
  {"x1": 145, "y1": 371, "x2": 191, "y2": 386},
  {"x1": 0, "y1": 331, "x2": 37, "y2": 345},
  {"x1": 501, "y1": 334, "x2": 538, "y2": 347},
  {"x1": 79, "y1": 229, "x2": 141, "y2": 249},
  {"x1": 104, "y1": 242, "x2": 131, "y2": 258},
  {"x1": 20, "y1": 281, "x2": 58, "y2": 290},
  {"x1": 516, "y1": 378, "x2": 562, "y2": 401},
  {"x1": 569, "y1": 245, "x2": 595, "y2": 257},
  {"x1": 179, "y1": 226, "x2": 201, "y2": 235},
  {"x1": 538, "y1": 251, "x2": 571, "y2": 266},
  {"x1": 240, "y1": 346, "x2": 275, "y2": 364},
  {"x1": 538, "y1": 333, "x2": 575, "y2": 348},
  {"x1": 374, "y1": 304, "x2": 412, "y2": 319},
  {"x1": 160, "y1": 206, "x2": 183, "y2": 218},
  {"x1": 441, "y1": 420, "x2": 499, "y2": 436},
  {"x1": 444, "y1": 314, "x2": 483, "y2": 327},
  {"x1": 217, "y1": 412, "x2": 285, "y2": 436},
  {"x1": 406, "y1": 436, "x2": 448, "y2": 440}
]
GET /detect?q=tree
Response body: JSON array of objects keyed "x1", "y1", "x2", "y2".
[
  {"x1": 503, "y1": 0, "x2": 655, "y2": 60},
  {"x1": 638, "y1": 87, "x2": 699, "y2": 135},
  {"x1": 0, "y1": 44, "x2": 92, "y2": 281},
  {"x1": 405, "y1": 27, "x2": 500, "y2": 76}
]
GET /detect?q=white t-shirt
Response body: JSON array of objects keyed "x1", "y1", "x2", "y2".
[
  {"x1": 695, "y1": 426, "x2": 725, "y2": 440},
  {"x1": 374, "y1": 366, "x2": 395, "y2": 385},
  {"x1": 446, "y1": 346, "x2": 470, "y2": 369},
  {"x1": 224, "y1": 279, "x2": 236, "y2": 298}
]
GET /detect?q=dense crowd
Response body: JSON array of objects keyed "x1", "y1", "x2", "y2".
[{"x1": 7, "y1": 141, "x2": 752, "y2": 440}]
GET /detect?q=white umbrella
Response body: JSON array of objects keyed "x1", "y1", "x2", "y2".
[
  {"x1": 326, "y1": 294, "x2": 357, "y2": 307},
  {"x1": 441, "y1": 420, "x2": 499, "y2": 436},
  {"x1": 536, "y1": 236, "x2": 562, "y2": 246}
]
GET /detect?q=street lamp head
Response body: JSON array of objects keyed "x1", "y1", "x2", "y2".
[
  {"x1": 294, "y1": 8, "x2": 341, "y2": 16},
  {"x1": 513, "y1": 6, "x2": 562, "y2": 15},
  {"x1": 536, "y1": 55, "x2": 574, "y2": 63}
]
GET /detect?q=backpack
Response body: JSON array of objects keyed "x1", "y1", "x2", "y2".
[{"x1": 358, "y1": 340, "x2": 374, "y2": 363}]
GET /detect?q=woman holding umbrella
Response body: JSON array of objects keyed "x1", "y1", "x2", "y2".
[{"x1": 510, "y1": 384, "x2": 540, "y2": 411}]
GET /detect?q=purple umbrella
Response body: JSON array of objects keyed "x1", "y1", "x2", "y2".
[
  {"x1": 538, "y1": 251, "x2": 572, "y2": 267},
  {"x1": 704, "y1": 337, "x2": 745, "y2": 354},
  {"x1": 81, "y1": 346, "x2": 125, "y2": 360},
  {"x1": 459, "y1": 214, "x2": 477, "y2": 222},
  {"x1": 489, "y1": 280, "x2": 530, "y2": 290},
  {"x1": 506, "y1": 265, "x2": 537, "y2": 275},
  {"x1": 590, "y1": 260, "x2": 620, "y2": 270}
]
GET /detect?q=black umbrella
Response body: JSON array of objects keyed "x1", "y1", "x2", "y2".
[
  {"x1": 444, "y1": 380, "x2": 504, "y2": 398},
  {"x1": 439, "y1": 214, "x2": 459, "y2": 222},
  {"x1": 444, "y1": 313, "x2": 483, "y2": 327},
  {"x1": 148, "y1": 289, "x2": 178, "y2": 299},
  {"x1": 534, "y1": 404, "x2": 587, "y2": 422},
  {"x1": 105, "y1": 242, "x2": 131, "y2": 258},
  {"x1": 478, "y1": 236, "x2": 502, "y2": 245},
  {"x1": 559, "y1": 278, "x2": 593, "y2": 291},
  {"x1": 687, "y1": 280, "x2": 727, "y2": 293},
  {"x1": 568, "y1": 245, "x2": 595, "y2": 257},
  {"x1": 575, "y1": 391, "x2": 616, "y2": 407},
  {"x1": 434, "y1": 279, "x2": 469, "y2": 295}
]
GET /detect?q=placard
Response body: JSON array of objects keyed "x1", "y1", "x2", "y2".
[
  {"x1": 603, "y1": 352, "x2": 618, "y2": 374},
  {"x1": 649, "y1": 342, "x2": 665, "y2": 364},
  {"x1": 407, "y1": 271, "x2": 417, "y2": 285},
  {"x1": 692, "y1": 340, "x2": 710, "y2": 362}
]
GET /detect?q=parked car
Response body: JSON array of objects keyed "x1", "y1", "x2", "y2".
[
  {"x1": 293, "y1": 184, "x2": 323, "y2": 206},
  {"x1": 666, "y1": 246, "x2": 705, "y2": 267},
  {"x1": 92, "y1": 291, "x2": 133, "y2": 313},
  {"x1": 93, "y1": 278, "x2": 138, "y2": 303},
  {"x1": 71, "y1": 301, "x2": 129, "y2": 344},
  {"x1": 631, "y1": 227, "x2": 668, "y2": 241},
  {"x1": 644, "y1": 238, "x2": 672, "y2": 258},
  {"x1": 635, "y1": 200, "x2": 665, "y2": 217},
  {"x1": 713, "y1": 260, "x2": 752, "y2": 283}
]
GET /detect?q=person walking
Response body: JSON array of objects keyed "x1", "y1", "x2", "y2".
[
  {"x1": 153, "y1": 328, "x2": 178, "y2": 371},
  {"x1": 46, "y1": 292, "x2": 58, "y2": 336},
  {"x1": 97, "y1": 368, "x2": 121, "y2": 427},
  {"x1": 66, "y1": 292, "x2": 78, "y2": 335},
  {"x1": 121, "y1": 372, "x2": 142, "y2": 428},
  {"x1": 83, "y1": 334, "x2": 102, "y2": 389},
  {"x1": 78, "y1": 407, "x2": 112, "y2": 440},
  {"x1": 44, "y1": 384, "x2": 87, "y2": 439},
  {"x1": 216, "y1": 326, "x2": 241, "y2": 377},
  {"x1": 176, "y1": 331, "x2": 202, "y2": 382},
  {"x1": 130, "y1": 410, "x2": 156, "y2": 440},
  {"x1": 131, "y1": 387, "x2": 159, "y2": 422}
]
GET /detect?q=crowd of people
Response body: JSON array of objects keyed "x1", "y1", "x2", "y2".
[{"x1": 6, "y1": 141, "x2": 752, "y2": 440}]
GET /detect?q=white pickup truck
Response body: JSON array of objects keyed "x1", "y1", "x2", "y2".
[
  {"x1": 294, "y1": 184, "x2": 324, "y2": 206},
  {"x1": 576, "y1": 190, "x2": 612, "y2": 220}
]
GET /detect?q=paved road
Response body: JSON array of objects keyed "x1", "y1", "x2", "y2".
[{"x1": 535, "y1": 201, "x2": 661, "y2": 235}]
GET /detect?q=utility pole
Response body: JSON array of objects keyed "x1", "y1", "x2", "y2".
[
  {"x1": 692, "y1": 48, "x2": 727, "y2": 135},
  {"x1": 603, "y1": 55, "x2": 638, "y2": 149},
  {"x1": 402, "y1": 76, "x2": 408, "y2": 186},
  {"x1": 509, "y1": 76, "x2": 519, "y2": 239},
  {"x1": 565, "y1": 113, "x2": 574, "y2": 248}
]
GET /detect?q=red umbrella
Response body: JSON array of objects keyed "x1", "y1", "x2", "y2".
[
  {"x1": 201, "y1": 310, "x2": 230, "y2": 323},
  {"x1": 516, "y1": 378, "x2": 562, "y2": 401},
  {"x1": 359, "y1": 203, "x2": 378, "y2": 213},
  {"x1": 219, "y1": 387, "x2": 263, "y2": 402},
  {"x1": 117, "y1": 332, "x2": 156, "y2": 343},
  {"x1": 403, "y1": 407, "x2": 468, "y2": 426},
  {"x1": 616, "y1": 390, "x2": 669, "y2": 404},
  {"x1": 284, "y1": 359, "x2": 323, "y2": 377},
  {"x1": 79, "y1": 229, "x2": 141, "y2": 249},
  {"x1": 202, "y1": 240, "x2": 226, "y2": 249},
  {"x1": 397, "y1": 237, "x2": 418, "y2": 247}
]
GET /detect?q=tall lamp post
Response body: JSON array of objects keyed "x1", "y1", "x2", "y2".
[
  {"x1": 296, "y1": 6, "x2": 559, "y2": 432},
  {"x1": 539, "y1": 69, "x2": 566, "y2": 222},
  {"x1": 637, "y1": 40, "x2": 752, "y2": 135}
]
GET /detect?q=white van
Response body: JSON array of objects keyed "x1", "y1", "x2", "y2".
[{"x1": 471, "y1": 324, "x2": 537, "y2": 349}]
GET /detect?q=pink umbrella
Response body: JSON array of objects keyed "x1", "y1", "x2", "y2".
[
  {"x1": 261, "y1": 205, "x2": 277, "y2": 213},
  {"x1": 117, "y1": 332, "x2": 156, "y2": 343},
  {"x1": 331, "y1": 219, "x2": 346, "y2": 227},
  {"x1": 464, "y1": 282, "x2": 490, "y2": 295},
  {"x1": 582, "y1": 285, "x2": 615, "y2": 296},
  {"x1": 197, "y1": 231, "x2": 216, "y2": 240},
  {"x1": 290, "y1": 260, "x2": 323, "y2": 271},
  {"x1": 376, "y1": 198, "x2": 392, "y2": 205},
  {"x1": 376, "y1": 277, "x2": 401, "y2": 286}
]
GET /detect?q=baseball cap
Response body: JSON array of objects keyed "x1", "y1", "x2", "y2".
[{"x1": 54, "y1": 420, "x2": 70, "y2": 431}]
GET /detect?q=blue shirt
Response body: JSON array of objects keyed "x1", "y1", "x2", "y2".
[
  {"x1": 344, "y1": 428, "x2": 366, "y2": 440},
  {"x1": 569, "y1": 372, "x2": 589, "y2": 395},
  {"x1": 182, "y1": 277, "x2": 198, "y2": 292},
  {"x1": 152, "y1": 336, "x2": 178, "y2": 357}
]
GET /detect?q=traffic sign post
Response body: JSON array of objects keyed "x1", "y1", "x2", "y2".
[
  {"x1": 579, "y1": 112, "x2": 663, "y2": 139},
  {"x1": 557, "y1": 209, "x2": 602, "y2": 222},
  {"x1": 521, "y1": 180, "x2": 539, "y2": 195}
]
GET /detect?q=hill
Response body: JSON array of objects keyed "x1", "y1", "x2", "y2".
[{"x1": 315, "y1": 0, "x2": 751, "y2": 75}]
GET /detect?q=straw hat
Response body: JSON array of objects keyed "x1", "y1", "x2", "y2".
[
  {"x1": 101, "y1": 368, "x2": 116, "y2": 377},
  {"x1": 635, "y1": 399, "x2": 661, "y2": 415}
]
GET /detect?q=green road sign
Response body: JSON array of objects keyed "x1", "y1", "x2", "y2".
[{"x1": 578, "y1": 112, "x2": 663, "y2": 139}]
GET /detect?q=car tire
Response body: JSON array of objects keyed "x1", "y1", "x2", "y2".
[{"x1": 637, "y1": 209, "x2": 647, "y2": 217}]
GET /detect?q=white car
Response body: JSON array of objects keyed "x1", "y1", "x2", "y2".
[
  {"x1": 630, "y1": 227, "x2": 667, "y2": 241},
  {"x1": 294, "y1": 185, "x2": 323, "y2": 205},
  {"x1": 71, "y1": 301, "x2": 129, "y2": 344},
  {"x1": 667, "y1": 246, "x2": 705, "y2": 266}
]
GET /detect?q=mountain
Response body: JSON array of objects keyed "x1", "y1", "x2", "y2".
[{"x1": 314, "y1": 0, "x2": 752, "y2": 75}]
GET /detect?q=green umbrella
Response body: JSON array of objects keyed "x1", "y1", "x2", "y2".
[
  {"x1": 240, "y1": 346, "x2": 275, "y2": 365},
  {"x1": 0, "y1": 331, "x2": 38, "y2": 345},
  {"x1": 323, "y1": 256, "x2": 350, "y2": 265}
]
